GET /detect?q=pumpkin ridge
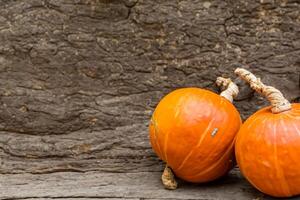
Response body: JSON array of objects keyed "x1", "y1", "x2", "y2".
[
  {"x1": 288, "y1": 111, "x2": 300, "y2": 119},
  {"x1": 238, "y1": 115, "x2": 270, "y2": 191},
  {"x1": 175, "y1": 119, "x2": 215, "y2": 171},
  {"x1": 187, "y1": 99, "x2": 236, "y2": 178},
  {"x1": 290, "y1": 113, "x2": 300, "y2": 119},
  {"x1": 173, "y1": 92, "x2": 213, "y2": 171},
  {"x1": 248, "y1": 115, "x2": 268, "y2": 137},
  {"x1": 236, "y1": 114, "x2": 266, "y2": 181},
  {"x1": 273, "y1": 117, "x2": 292, "y2": 196},
  {"x1": 163, "y1": 129, "x2": 170, "y2": 164},
  {"x1": 151, "y1": 116, "x2": 165, "y2": 161},
  {"x1": 237, "y1": 115, "x2": 266, "y2": 158},
  {"x1": 194, "y1": 100, "x2": 232, "y2": 160},
  {"x1": 168, "y1": 92, "x2": 193, "y2": 166},
  {"x1": 195, "y1": 122, "x2": 215, "y2": 148},
  {"x1": 185, "y1": 137, "x2": 235, "y2": 179},
  {"x1": 291, "y1": 120, "x2": 300, "y2": 136},
  {"x1": 173, "y1": 92, "x2": 191, "y2": 119}
]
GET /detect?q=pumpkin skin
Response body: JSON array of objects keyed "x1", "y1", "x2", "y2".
[
  {"x1": 235, "y1": 103, "x2": 300, "y2": 197},
  {"x1": 149, "y1": 88, "x2": 241, "y2": 183}
]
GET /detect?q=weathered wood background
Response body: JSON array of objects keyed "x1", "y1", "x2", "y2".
[{"x1": 0, "y1": 0, "x2": 300, "y2": 199}]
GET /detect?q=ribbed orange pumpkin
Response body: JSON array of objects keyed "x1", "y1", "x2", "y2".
[
  {"x1": 235, "y1": 68, "x2": 300, "y2": 197},
  {"x1": 149, "y1": 79, "x2": 241, "y2": 184}
]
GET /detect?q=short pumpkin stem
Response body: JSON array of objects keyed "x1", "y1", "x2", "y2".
[
  {"x1": 162, "y1": 165, "x2": 177, "y2": 190},
  {"x1": 216, "y1": 77, "x2": 239, "y2": 103},
  {"x1": 235, "y1": 68, "x2": 291, "y2": 113}
]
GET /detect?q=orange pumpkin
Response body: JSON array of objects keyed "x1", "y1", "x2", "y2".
[
  {"x1": 235, "y1": 68, "x2": 300, "y2": 197},
  {"x1": 149, "y1": 78, "x2": 241, "y2": 186}
]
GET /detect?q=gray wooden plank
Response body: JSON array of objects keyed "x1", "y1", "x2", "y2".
[
  {"x1": 12, "y1": 199, "x2": 139, "y2": 200},
  {"x1": 1, "y1": 169, "x2": 295, "y2": 200}
]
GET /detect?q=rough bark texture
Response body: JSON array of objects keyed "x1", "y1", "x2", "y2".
[{"x1": 0, "y1": 0, "x2": 299, "y2": 199}]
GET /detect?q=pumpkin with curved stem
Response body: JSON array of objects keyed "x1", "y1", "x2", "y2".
[
  {"x1": 149, "y1": 77, "x2": 242, "y2": 189},
  {"x1": 235, "y1": 68, "x2": 300, "y2": 197}
]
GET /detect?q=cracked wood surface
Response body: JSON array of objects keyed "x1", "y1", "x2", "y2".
[{"x1": 0, "y1": 0, "x2": 300, "y2": 199}]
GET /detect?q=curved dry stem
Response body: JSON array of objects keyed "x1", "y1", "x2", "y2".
[
  {"x1": 235, "y1": 68, "x2": 291, "y2": 113},
  {"x1": 161, "y1": 165, "x2": 177, "y2": 190},
  {"x1": 216, "y1": 77, "x2": 239, "y2": 103}
]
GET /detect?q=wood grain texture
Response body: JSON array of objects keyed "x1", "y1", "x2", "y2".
[
  {"x1": 0, "y1": 169, "x2": 277, "y2": 200},
  {"x1": 0, "y1": 0, "x2": 299, "y2": 199}
]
